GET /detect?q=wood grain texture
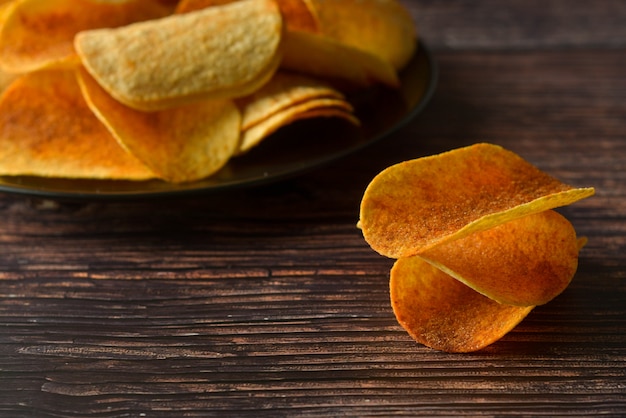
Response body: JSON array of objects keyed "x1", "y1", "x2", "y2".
[
  {"x1": 406, "y1": 0, "x2": 626, "y2": 50},
  {"x1": 1, "y1": 1, "x2": 626, "y2": 416}
]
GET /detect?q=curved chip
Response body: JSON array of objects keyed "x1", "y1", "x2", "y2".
[
  {"x1": 0, "y1": 1, "x2": 17, "y2": 93},
  {"x1": 0, "y1": 0, "x2": 171, "y2": 73},
  {"x1": 77, "y1": 67, "x2": 241, "y2": 183},
  {"x1": 304, "y1": 0, "x2": 417, "y2": 70},
  {"x1": 236, "y1": 71, "x2": 346, "y2": 130},
  {"x1": 176, "y1": 0, "x2": 318, "y2": 32},
  {"x1": 359, "y1": 143, "x2": 595, "y2": 259},
  {"x1": 281, "y1": 29, "x2": 399, "y2": 89},
  {"x1": 360, "y1": 143, "x2": 595, "y2": 352},
  {"x1": 0, "y1": 70, "x2": 154, "y2": 180},
  {"x1": 0, "y1": 68, "x2": 15, "y2": 94},
  {"x1": 390, "y1": 255, "x2": 534, "y2": 353},
  {"x1": 75, "y1": 0, "x2": 283, "y2": 111},
  {"x1": 238, "y1": 97, "x2": 358, "y2": 153},
  {"x1": 419, "y1": 210, "x2": 580, "y2": 307}
]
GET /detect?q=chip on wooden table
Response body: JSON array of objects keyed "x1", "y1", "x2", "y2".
[
  {"x1": 305, "y1": 0, "x2": 417, "y2": 70},
  {"x1": 238, "y1": 96, "x2": 358, "y2": 153},
  {"x1": 78, "y1": 67, "x2": 241, "y2": 183},
  {"x1": 176, "y1": 0, "x2": 318, "y2": 32},
  {"x1": 0, "y1": 69, "x2": 154, "y2": 180},
  {"x1": 359, "y1": 143, "x2": 595, "y2": 352},
  {"x1": 75, "y1": 0, "x2": 283, "y2": 111},
  {"x1": 0, "y1": 0, "x2": 171, "y2": 73},
  {"x1": 390, "y1": 255, "x2": 534, "y2": 353},
  {"x1": 359, "y1": 143, "x2": 595, "y2": 259}
]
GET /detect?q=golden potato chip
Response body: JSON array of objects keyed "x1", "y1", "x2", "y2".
[
  {"x1": 419, "y1": 210, "x2": 580, "y2": 307},
  {"x1": 0, "y1": 0, "x2": 12, "y2": 22},
  {"x1": 238, "y1": 97, "x2": 358, "y2": 153},
  {"x1": 78, "y1": 67, "x2": 241, "y2": 183},
  {"x1": 390, "y1": 255, "x2": 534, "y2": 353},
  {"x1": 359, "y1": 143, "x2": 595, "y2": 259},
  {"x1": 149, "y1": 0, "x2": 180, "y2": 12},
  {"x1": 236, "y1": 71, "x2": 346, "y2": 130},
  {"x1": 360, "y1": 143, "x2": 595, "y2": 352},
  {"x1": 304, "y1": 0, "x2": 417, "y2": 70},
  {"x1": 281, "y1": 29, "x2": 399, "y2": 89},
  {"x1": 273, "y1": 0, "x2": 318, "y2": 32},
  {"x1": 0, "y1": 1, "x2": 16, "y2": 93},
  {"x1": 0, "y1": 0, "x2": 171, "y2": 73},
  {"x1": 0, "y1": 68, "x2": 16, "y2": 94},
  {"x1": 0, "y1": 70, "x2": 154, "y2": 180},
  {"x1": 75, "y1": 0, "x2": 283, "y2": 111},
  {"x1": 176, "y1": 0, "x2": 318, "y2": 32}
]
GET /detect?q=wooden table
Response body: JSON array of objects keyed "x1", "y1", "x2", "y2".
[{"x1": 1, "y1": 1, "x2": 625, "y2": 416}]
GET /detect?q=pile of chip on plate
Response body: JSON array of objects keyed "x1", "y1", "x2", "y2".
[{"x1": 0, "y1": 0, "x2": 416, "y2": 183}]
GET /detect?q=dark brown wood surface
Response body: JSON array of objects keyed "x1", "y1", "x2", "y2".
[{"x1": 1, "y1": 1, "x2": 625, "y2": 416}]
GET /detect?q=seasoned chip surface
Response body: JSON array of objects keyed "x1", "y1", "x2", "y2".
[
  {"x1": 0, "y1": 69, "x2": 154, "y2": 179},
  {"x1": 306, "y1": 0, "x2": 416, "y2": 70},
  {"x1": 359, "y1": 143, "x2": 595, "y2": 259},
  {"x1": 0, "y1": 0, "x2": 170, "y2": 73},
  {"x1": 390, "y1": 256, "x2": 534, "y2": 353},
  {"x1": 75, "y1": 0, "x2": 283, "y2": 111},
  {"x1": 78, "y1": 68, "x2": 241, "y2": 183},
  {"x1": 419, "y1": 210, "x2": 580, "y2": 306}
]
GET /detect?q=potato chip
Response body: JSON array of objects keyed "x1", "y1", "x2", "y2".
[
  {"x1": 0, "y1": 0, "x2": 171, "y2": 73},
  {"x1": 0, "y1": 69, "x2": 15, "y2": 94},
  {"x1": 0, "y1": 0, "x2": 13, "y2": 22},
  {"x1": 273, "y1": 0, "x2": 318, "y2": 32},
  {"x1": 304, "y1": 0, "x2": 417, "y2": 70},
  {"x1": 236, "y1": 71, "x2": 346, "y2": 130},
  {"x1": 238, "y1": 97, "x2": 358, "y2": 153},
  {"x1": 78, "y1": 67, "x2": 241, "y2": 183},
  {"x1": 75, "y1": 0, "x2": 283, "y2": 111},
  {"x1": 390, "y1": 255, "x2": 534, "y2": 353},
  {"x1": 0, "y1": 1, "x2": 16, "y2": 94},
  {"x1": 418, "y1": 210, "x2": 580, "y2": 307},
  {"x1": 281, "y1": 29, "x2": 399, "y2": 89},
  {"x1": 0, "y1": 70, "x2": 154, "y2": 180},
  {"x1": 359, "y1": 143, "x2": 595, "y2": 259},
  {"x1": 176, "y1": 0, "x2": 318, "y2": 32},
  {"x1": 360, "y1": 143, "x2": 594, "y2": 352}
]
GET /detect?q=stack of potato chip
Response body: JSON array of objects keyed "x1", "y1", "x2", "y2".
[
  {"x1": 0, "y1": 0, "x2": 416, "y2": 183},
  {"x1": 359, "y1": 143, "x2": 595, "y2": 352}
]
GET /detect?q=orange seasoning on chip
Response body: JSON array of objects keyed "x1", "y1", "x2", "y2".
[{"x1": 358, "y1": 143, "x2": 595, "y2": 352}]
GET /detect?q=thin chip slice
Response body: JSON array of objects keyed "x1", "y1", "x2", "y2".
[
  {"x1": 304, "y1": 0, "x2": 417, "y2": 70},
  {"x1": 419, "y1": 210, "x2": 580, "y2": 307},
  {"x1": 281, "y1": 29, "x2": 399, "y2": 89},
  {"x1": 0, "y1": 1, "x2": 17, "y2": 92},
  {"x1": 0, "y1": 70, "x2": 154, "y2": 180},
  {"x1": 238, "y1": 98, "x2": 358, "y2": 154},
  {"x1": 78, "y1": 67, "x2": 241, "y2": 183},
  {"x1": 236, "y1": 71, "x2": 346, "y2": 130},
  {"x1": 390, "y1": 255, "x2": 534, "y2": 353},
  {"x1": 75, "y1": 0, "x2": 283, "y2": 111},
  {"x1": 0, "y1": 67, "x2": 16, "y2": 94},
  {"x1": 0, "y1": 0, "x2": 171, "y2": 73},
  {"x1": 0, "y1": 0, "x2": 13, "y2": 24},
  {"x1": 176, "y1": 0, "x2": 318, "y2": 32},
  {"x1": 359, "y1": 143, "x2": 595, "y2": 259}
]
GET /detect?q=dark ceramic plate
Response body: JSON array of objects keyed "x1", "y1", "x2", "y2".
[{"x1": 0, "y1": 41, "x2": 437, "y2": 200}]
